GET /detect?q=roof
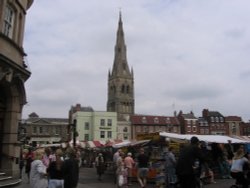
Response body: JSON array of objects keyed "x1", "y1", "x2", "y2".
[
  {"x1": 225, "y1": 116, "x2": 242, "y2": 122},
  {"x1": 207, "y1": 111, "x2": 223, "y2": 117},
  {"x1": 131, "y1": 115, "x2": 179, "y2": 125}
]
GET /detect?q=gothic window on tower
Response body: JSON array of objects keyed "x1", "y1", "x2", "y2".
[
  {"x1": 126, "y1": 86, "x2": 129, "y2": 93},
  {"x1": 121, "y1": 85, "x2": 125, "y2": 93},
  {"x1": 3, "y1": 5, "x2": 15, "y2": 38}
]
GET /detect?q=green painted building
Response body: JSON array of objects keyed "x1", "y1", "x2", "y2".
[{"x1": 72, "y1": 111, "x2": 117, "y2": 141}]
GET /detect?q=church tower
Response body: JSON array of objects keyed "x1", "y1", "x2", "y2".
[{"x1": 107, "y1": 12, "x2": 134, "y2": 120}]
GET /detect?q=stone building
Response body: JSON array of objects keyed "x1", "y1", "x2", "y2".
[
  {"x1": 21, "y1": 113, "x2": 68, "y2": 146},
  {"x1": 0, "y1": 0, "x2": 33, "y2": 178},
  {"x1": 107, "y1": 12, "x2": 134, "y2": 121}
]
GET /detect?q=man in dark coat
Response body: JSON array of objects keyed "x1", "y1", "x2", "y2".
[
  {"x1": 176, "y1": 136, "x2": 206, "y2": 188},
  {"x1": 63, "y1": 147, "x2": 79, "y2": 188}
]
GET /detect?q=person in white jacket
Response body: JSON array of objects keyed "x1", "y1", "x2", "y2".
[{"x1": 30, "y1": 149, "x2": 48, "y2": 188}]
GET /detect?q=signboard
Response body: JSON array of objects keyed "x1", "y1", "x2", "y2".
[{"x1": 136, "y1": 132, "x2": 160, "y2": 141}]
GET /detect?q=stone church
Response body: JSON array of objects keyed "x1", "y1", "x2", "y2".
[
  {"x1": 0, "y1": 0, "x2": 33, "y2": 179},
  {"x1": 107, "y1": 12, "x2": 135, "y2": 140}
]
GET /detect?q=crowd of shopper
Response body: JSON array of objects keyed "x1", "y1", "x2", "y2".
[
  {"x1": 23, "y1": 146, "x2": 80, "y2": 188},
  {"x1": 21, "y1": 137, "x2": 250, "y2": 188}
]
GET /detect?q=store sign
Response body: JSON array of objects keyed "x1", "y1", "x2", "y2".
[
  {"x1": 136, "y1": 132, "x2": 160, "y2": 141},
  {"x1": 99, "y1": 127, "x2": 111, "y2": 130}
]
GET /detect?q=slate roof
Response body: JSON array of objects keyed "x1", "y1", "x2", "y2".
[{"x1": 131, "y1": 114, "x2": 179, "y2": 125}]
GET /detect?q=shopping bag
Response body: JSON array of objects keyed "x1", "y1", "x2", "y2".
[{"x1": 118, "y1": 175, "x2": 124, "y2": 186}]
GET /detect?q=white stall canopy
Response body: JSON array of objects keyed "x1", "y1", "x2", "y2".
[{"x1": 159, "y1": 132, "x2": 250, "y2": 144}]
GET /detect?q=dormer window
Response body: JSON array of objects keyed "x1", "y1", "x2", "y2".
[
  {"x1": 210, "y1": 117, "x2": 214, "y2": 122},
  {"x1": 220, "y1": 117, "x2": 224, "y2": 122},
  {"x1": 215, "y1": 117, "x2": 219, "y2": 122},
  {"x1": 142, "y1": 117, "x2": 147, "y2": 123},
  {"x1": 154, "y1": 117, "x2": 159, "y2": 123},
  {"x1": 165, "y1": 117, "x2": 170, "y2": 123}
]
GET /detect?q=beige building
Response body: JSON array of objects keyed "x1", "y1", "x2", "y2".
[
  {"x1": 21, "y1": 113, "x2": 68, "y2": 146},
  {"x1": 0, "y1": 0, "x2": 33, "y2": 178}
]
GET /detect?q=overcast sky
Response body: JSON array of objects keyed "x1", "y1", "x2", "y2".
[{"x1": 23, "y1": 0, "x2": 250, "y2": 121}]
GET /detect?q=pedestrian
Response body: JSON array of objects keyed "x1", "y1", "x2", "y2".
[
  {"x1": 30, "y1": 149, "x2": 48, "y2": 188},
  {"x1": 176, "y1": 136, "x2": 206, "y2": 188},
  {"x1": 95, "y1": 153, "x2": 105, "y2": 181},
  {"x1": 136, "y1": 148, "x2": 149, "y2": 188},
  {"x1": 124, "y1": 152, "x2": 135, "y2": 186},
  {"x1": 62, "y1": 147, "x2": 79, "y2": 188},
  {"x1": 116, "y1": 152, "x2": 128, "y2": 188},
  {"x1": 42, "y1": 147, "x2": 53, "y2": 168},
  {"x1": 47, "y1": 149, "x2": 64, "y2": 188},
  {"x1": 19, "y1": 150, "x2": 24, "y2": 178},
  {"x1": 164, "y1": 146, "x2": 177, "y2": 186},
  {"x1": 230, "y1": 145, "x2": 249, "y2": 188},
  {"x1": 25, "y1": 147, "x2": 34, "y2": 182},
  {"x1": 113, "y1": 149, "x2": 122, "y2": 183}
]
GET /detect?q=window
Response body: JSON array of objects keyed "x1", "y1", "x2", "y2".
[
  {"x1": 154, "y1": 117, "x2": 159, "y2": 123},
  {"x1": 165, "y1": 117, "x2": 170, "y2": 124},
  {"x1": 143, "y1": 126, "x2": 149, "y2": 132},
  {"x1": 210, "y1": 117, "x2": 214, "y2": 122},
  {"x1": 100, "y1": 119, "x2": 105, "y2": 126},
  {"x1": 107, "y1": 119, "x2": 112, "y2": 126},
  {"x1": 33, "y1": 127, "x2": 37, "y2": 134},
  {"x1": 187, "y1": 126, "x2": 191, "y2": 132},
  {"x1": 55, "y1": 127, "x2": 59, "y2": 135},
  {"x1": 3, "y1": 6, "x2": 15, "y2": 38},
  {"x1": 107, "y1": 131, "x2": 112, "y2": 138},
  {"x1": 215, "y1": 117, "x2": 219, "y2": 122},
  {"x1": 100, "y1": 131, "x2": 105, "y2": 138},
  {"x1": 142, "y1": 117, "x2": 147, "y2": 123},
  {"x1": 39, "y1": 127, "x2": 43, "y2": 134},
  {"x1": 123, "y1": 127, "x2": 128, "y2": 132},
  {"x1": 84, "y1": 122, "x2": 89, "y2": 130},
  {"x1": 220, "y1": 117, "x2": 224, "y2": 122},
  {"x1": 192, "y1": 126, "x2": 197, "y2": 132},
  {"x1": 84, "y1": 134, "x2": 89, "y2": 141}
]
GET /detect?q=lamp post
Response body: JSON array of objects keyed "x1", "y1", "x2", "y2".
[{"x1": 73, "y1": 119, "x2": 77, "y2": 147}]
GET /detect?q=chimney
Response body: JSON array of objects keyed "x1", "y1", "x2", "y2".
[
  {"x1": 202, "y1": 109, "x2": 209, "y2": 117},
  {"x1": 75, "y1": 104, "x2": 81, "y2": 111}
]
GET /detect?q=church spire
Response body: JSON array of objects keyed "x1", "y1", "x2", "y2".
[
  {"x1": 107, "y1": 12, "x2": 134, "y2": 120},
  {"x1": 111, "y1": 11, "x2": 131, "y2": 77}
]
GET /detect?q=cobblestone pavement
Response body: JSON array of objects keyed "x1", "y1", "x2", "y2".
[{"x1": 14, "y1": 167, "x2": 235, "y2": 188}]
